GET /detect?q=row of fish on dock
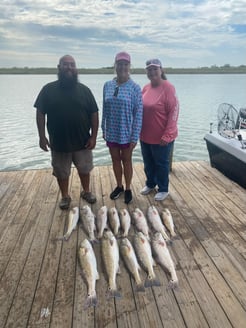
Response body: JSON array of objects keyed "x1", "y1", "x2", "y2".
[{"x1": 62, "y1": 204, "x2": 179, "y2": 309}]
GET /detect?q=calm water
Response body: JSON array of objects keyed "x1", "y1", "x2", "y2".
[{"x1": 1, "y1": 74, "x2": 246, "y2": 171}]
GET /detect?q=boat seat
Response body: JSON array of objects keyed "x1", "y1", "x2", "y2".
[{"x1": 236, "y1": 108, "x2": 246, "y2": 130}]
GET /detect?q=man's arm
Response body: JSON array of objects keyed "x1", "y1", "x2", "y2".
[
  {"x1": 36, "y1": 109, "x2": 50, "y2": 151},
  {"x1": 86, "y1": 111, "x2": 99, "y2": 150}
]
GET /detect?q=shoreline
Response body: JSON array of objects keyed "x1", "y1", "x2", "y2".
[{"x1": 1, "y1": 66, "x2": 246, "y2": 75}]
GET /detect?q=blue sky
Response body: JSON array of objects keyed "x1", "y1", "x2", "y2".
[{"x1": 0, "y1": 0, "x2": 246, "y2": 68}]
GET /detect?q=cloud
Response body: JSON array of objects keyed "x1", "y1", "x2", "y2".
[{"x1": 0, "y1": 0, "x2": 245, "y2": 67}]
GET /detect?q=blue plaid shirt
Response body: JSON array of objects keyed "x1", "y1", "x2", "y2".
[{"x1": 102, "y1": 78, "x2": 143, "y2": 144}]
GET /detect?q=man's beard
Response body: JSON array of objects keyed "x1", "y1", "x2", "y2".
[{"x1": 58, "y1": 71, "x2": 78, "y2": 89}]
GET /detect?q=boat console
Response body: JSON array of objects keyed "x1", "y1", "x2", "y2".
[{"x1": 204, "y1": 104, "x2": 246, "y2": 188}]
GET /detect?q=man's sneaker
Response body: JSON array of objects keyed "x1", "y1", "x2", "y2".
[
  {"x1": 59, "y1": 196, "x2": 71, "y2": 210},
  {"x1": 81, "y1": 191, "x2": 97, "y2": 204},
  {"x1": 154, "y1": 192, "x2": 169, "y2": 201},
  {"x1": 110, "y1": 186, "x2": 124, "y2": 200},
  {"x1": 140, "y1": 185, "x2": 155, "y2": 195},
  {"x1": 124, "y1": 189, "x2": 132, "y2": 204}
]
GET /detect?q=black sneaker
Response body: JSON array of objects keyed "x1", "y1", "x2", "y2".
[
  {"x1": 110, "y1": 186, "x2": 124, "y2": 200},
  {"x1": 124, "y1": 189, "x2": 132, "y2": 204},
  {"x1": 59, "y1": 196, "x2": 71, "y2": 210}
]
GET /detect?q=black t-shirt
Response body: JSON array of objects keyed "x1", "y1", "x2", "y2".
[{"x1": 34, "y1": 80, "x2": 99, "y2": 152}]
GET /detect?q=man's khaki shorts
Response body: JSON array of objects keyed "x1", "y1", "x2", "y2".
[{"x1": 51, "y1": 149, "x2": 93, "y2": 179}]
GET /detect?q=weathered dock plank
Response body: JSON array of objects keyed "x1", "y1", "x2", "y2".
[{"x1": 0, "y1": 161, "x2": 245, "y2": 328}]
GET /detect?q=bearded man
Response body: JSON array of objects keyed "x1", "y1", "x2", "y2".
[{"x1": 34, "y1": 55, "x2": 99, "y2": 209}]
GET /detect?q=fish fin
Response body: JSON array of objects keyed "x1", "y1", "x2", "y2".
[
  {"x1": 126, "y1": 245, "x2": 131, "y2": 253},
  {"x1": 83, "y1": 294, "x2": 98, "y2": 310},
  {"x1": 140, "y1": 236, "x2": 146, "y2": 244},
  {"x1": 135, "y1": 283, "x2": 145, "y2": 293},
  {"x1": 80, "y1": 247, "x2": 87, "y2": 256},
  {"x1": 158, "y1": 240, "x2": 166, "y2": 247}
]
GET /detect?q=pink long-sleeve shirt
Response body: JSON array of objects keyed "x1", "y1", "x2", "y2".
[{"x1": 140, "y1": 80, "x2": 179, "y2": 144}]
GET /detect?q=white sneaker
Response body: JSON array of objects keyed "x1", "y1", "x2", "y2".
[
  {"x1": 140, "y1": 186, "x2": 155, "y2": 195},
  {"x1": 154, "y1": 192, "x2": 169, "y2": 201}
]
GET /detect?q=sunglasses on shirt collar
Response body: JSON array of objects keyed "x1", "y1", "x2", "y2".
[{"x1": 113, "y1": 86, "x2": 119, "y2": 97}]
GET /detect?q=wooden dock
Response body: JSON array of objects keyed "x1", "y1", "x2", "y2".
[{"x1": 0, "y1": 161, "x2": 246, "y2": 328}]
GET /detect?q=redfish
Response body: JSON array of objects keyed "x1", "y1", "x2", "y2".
[
  {"x1": 152, "y1": 232, "x2": 178, "y2": 289},
  {"x1": 101, "y1": 229, "x2": 121, "y2": 299},
  {"x1": 133, "y1": 231, "x2": 160, "y2": 288},
  {"x1": 63, "y1": 206, "x2": 79, "y2": 240},
  {"x1": 78, "y1": 239, "x2": 99, "y2": 309}
]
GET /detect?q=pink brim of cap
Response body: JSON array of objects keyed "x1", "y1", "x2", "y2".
[{"x1": 146, "y1": 64, "x2": 161, "y2": 68}]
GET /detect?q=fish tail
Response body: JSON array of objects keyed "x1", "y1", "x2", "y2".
[
  {"x1": 162, "y1": 231, "x2": 171, "y2": 242},
  {"x1": 166, "y1": 239, "x2": 173, "y2": 246},
  {"x1": 171, "y1": 233, "x2": 179, "y2": 240},
  {"x1": 63, "y1": 233, "x2": 70, "y2": 241},
  {"x1": 167, "y1": 279, "x2": 179, "y2": 290},
  {"x1": 135, "y1": 283, "x2": 145, "y2": 293},
  {"x1": 144, "y1": 276, "x2": 161, "y2": 288},
  {"x1": 90, "y1": 237, "x2": 99, "y2": 244},
  {"x1": 97, "y1": 232, "x2": 103, "y2": 239},
  {"x1": 83, "y1": 294, "x2": 98, "y2": 310},
  {"x1": 106, "y1": 288, "x2": 122, "y2": 299}
]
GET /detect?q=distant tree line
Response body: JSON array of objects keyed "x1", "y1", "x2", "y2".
[{"x1": 0, "y1": 64, "x2": 246, "y2": 74}]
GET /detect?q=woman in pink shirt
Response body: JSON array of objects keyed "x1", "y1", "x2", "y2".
[{"x1": 140, "y1": 59, "x2": 179, "y2": 201}]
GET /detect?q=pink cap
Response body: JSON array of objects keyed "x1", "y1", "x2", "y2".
[
  {"x1": 146, "y1": 58, "x2": 162, "y2": 68},
  {"x1": 115, "y1": 51, "x2": 131, "y2": 63}
]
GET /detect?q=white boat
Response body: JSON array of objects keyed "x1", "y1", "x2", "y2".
[{"x1": 204, "y1": 103, "x2": 246, "y2": 188}]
